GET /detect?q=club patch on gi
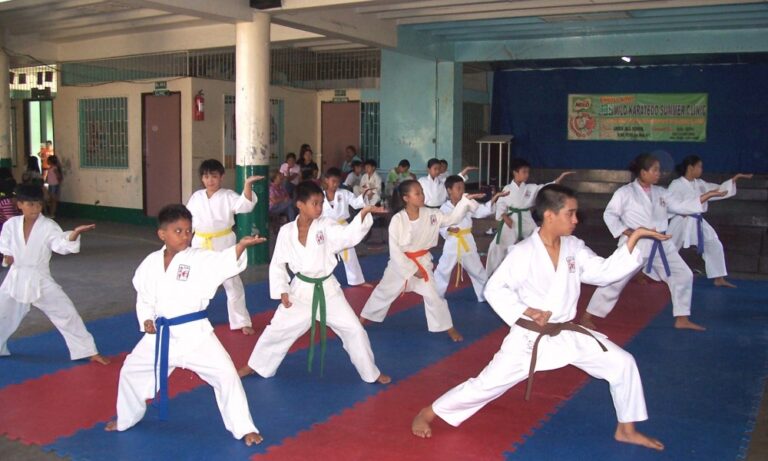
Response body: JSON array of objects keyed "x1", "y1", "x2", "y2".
[
  {"x1": 177, "y1": 264, "x2": 191, "y2": 281},
  {"x1": 566, "y1": 256, "x2": 576, "y2": 273},
  {"x1": 659, "y1": 197, "x2": 666, "y2": 207},
  {"x1": 316, "y1": 230, "x2": 326, "y2": 245},
  {"x1": 524, "y1": 190, "x2": 532, "y2": 198},
  {"x1": 430, "y1": 215, "x2": 437, "y2": 225}
]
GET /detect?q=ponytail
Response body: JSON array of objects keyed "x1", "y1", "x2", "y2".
[
  {"x1": 675, "y1": 155, "x2": 701, "y2": 178},
  {"x1": 628, "y1": 153, "x2": 658, "y2": 179}
]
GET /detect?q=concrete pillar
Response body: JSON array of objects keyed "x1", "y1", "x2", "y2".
[
  {"x1": 235, "y1": 12, "x2": 270, "y2": 264},
  {"x1": 436, "y1": 61, "x2": 463, "y2": 172},
  {"x1": 0, "y1": 34, "x2": 11, "y2": 168}
]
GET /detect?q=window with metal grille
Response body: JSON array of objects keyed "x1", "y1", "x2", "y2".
[
  {"x1": 360, "y1": 102, "x2": 380, "y2": 165},
  {"x1": 78, "y1": 97, "x2": 129, "y2": 168}
]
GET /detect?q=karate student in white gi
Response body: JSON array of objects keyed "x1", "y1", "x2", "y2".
[
  {"x1": 343, "y1": 160, "x2": 363, "y2": 192},
  {"x1": 356, "y1": 159, "x2": 384, "y2": 206},
  {"x1": 667, "y1": 155, "x2": 752, "y2": 288},
  {"x1": 433, "y1": 175, "x2": 508, "y2": 302},
  {"x1": 322, "y1": 167, "x2": 372, "y2": 287},
  {"x1": 186, "y1": 159, "x2": 263, "y2": 335},
  {"x1": 581, "y1": 153, "x2": 707, "y2": 332},
  {"x1": 412, "y1": 184, "x2": 665, "y2": 451},
  {"x1": 0, "y1": 184, "x2": 109, "y2": 365},
  {"x1": 359, "y1": 180, "x2": 485, "y2": 342},
  {"x1": 485, "y1": 158, "x2": 573, "y2": 276},
  {"x1": 417, "y1": 158, "x2": 476, "y2": 208},
  {"x1": 239, "y1": 181, "x2": 391, "y2": 385},
  {"x1": 105, "y1": 204, "x2": 264, "y2": 446}
]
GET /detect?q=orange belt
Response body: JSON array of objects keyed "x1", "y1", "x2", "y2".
[{"x1": 405, "y1": 249, "x2": 430, "y2": 282}]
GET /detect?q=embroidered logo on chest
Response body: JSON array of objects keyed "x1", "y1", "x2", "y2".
[
  {"x1": 316, "y1": 230, "x2": 326, "y2": 245},
  {"x1": 177, "y1": 264, "x2": 191, "y2": 281},
  {"x1": 524, "y1": 190, "x2": 531, "y2": 198},
  {"x1": 430, "y1": 215, "x2": 437, "y2": 225},
  {"x1": 658, "y1": 197, "x2": 666, "y2": 208},
  {"x1": 566, "y1": 256, "x2": 576, "y2": 273}
]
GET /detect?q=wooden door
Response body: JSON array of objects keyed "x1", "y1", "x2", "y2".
[
  {"x1": 321, "y1": 101, "x2": 360, "y2": 171},
  {"x1": 142, "y1": 93, "x2": 181, "y2": 216}
]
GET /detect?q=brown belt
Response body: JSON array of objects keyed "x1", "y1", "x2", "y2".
[{"x1": 515, "y1": 318, "x2": 608, "y2": 401}]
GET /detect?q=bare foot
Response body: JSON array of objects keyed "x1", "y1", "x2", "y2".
[
  {"x1": 412, "y1": 406, "x2": 436, "y2": 438},
  {"x1": 244, "y1": 432, "x2": 263, "y2": 446},
  {"x1": 90, "y1": 354, "x2": 111, "y2": 365},
  {"x1": 447, "y1": 327, "x2": 463, "y2": 342},
  {"x1": 241, "y1": 326, "x2": 256, "y2": 335},
  {"x1": 675, "y1": 316, "x2": 706, "y2": 331},
  {"x1": 359, "y1": 316, "x2": 369, "y2": 326},
  {"x1": 580, "y1": 313, "x2": 597, "y2": 330},
  {"x1": 104, "y1": 421, "x2": 118, "y2": 432},
  {"x1": 615, "y1": 422, "x2": 664, "y2": 450},
  {"x1": 376, "y1": 373, "x2": 392, "y2": 384},
  {"x1": 238, "y1": 365, "x2": 255, "y2": 378},
  {"x1": 713, "y1": 277, "x2": 737, "y2": 288}
]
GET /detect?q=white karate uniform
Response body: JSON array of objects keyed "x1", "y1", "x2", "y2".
[
  {"x1": 586, "y1": 180, "x2": 703, "y2": 319},
  {"x1": 433, "y1": 232, "x2": 649, "y2": 426},
  {"x1": 115, "y1": 246, "x2": 258, "y2": 439},
  {"x1": 434, "y1": 199, "x2": 495, "y2": 302},
  {"x1": 360, "y1": 196, "x2": 479, "y2": 332},
  {"x1": 355, "y1": 172, "x2": 383, "y2": 206},
  {"x1": 485, "y1": 181, "x2": 548, "y2": 276},
  {"x1": 344, "y1": 171, "x2": 361, "y2": 190},
  {"x1": 186, "y1": 188, "x2": 256, "y2": 330},
  {"x1": 418, "y1": 175, "x2": 449, "y2": 208},
  {"x1": 0, "y1": 216, "x2": 98, "y2": 360},
  {"x1": 246, "y1": 213, "x2": 381, "y2": 382},
  {"x1": 322, "y1": 188, "x2": 366, "y2": 286},
  {"x1": 667, "y1": 177, "x2": 736, "y2": 279}
]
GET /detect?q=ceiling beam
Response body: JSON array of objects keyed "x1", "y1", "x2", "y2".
[
  {"x1": 355, "y1": 0, "x2": 510, "y2": 14},
  {"x1": 42, "y1": 14, "x2": 201, "y2": 40},
  {"x1": 0, "y1": 0, "x2": 103, "y2": 13},
  {"x1": 276, "y1": 0, "x2": 391, "y2": 12},
  {"x1": 272, "y1": 8, "x2": 397, "y2": 48},
  {"x1": 119, "y1": 0, "x2": 253, "y2": 23},
  {"x1": 4, "y1": 9, "x2": 170, "y2": 34}
]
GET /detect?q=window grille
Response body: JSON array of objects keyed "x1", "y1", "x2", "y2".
[
  {"x1": 78, "y1": 97, "x2": 129, "y2": 168},
  {"x1": 360, "y1": 102, "x2": 380, "y2": 165}
]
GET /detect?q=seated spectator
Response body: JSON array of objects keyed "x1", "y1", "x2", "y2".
[
  {"x1": 298, "y1": 147, "x2": 319, "y2": 180},
  {"x1": 268, "y1": 170, "x2": 295, "y2": 221},
  {"x1": 343, "y1": 160, "x2": 363, "y2": 191},
  {"x1": 341, "y1": 145, "x2": 362, "y2": 174},
  {"x1": 279, "y1": 153, "x2": 301, "y2": 195}
]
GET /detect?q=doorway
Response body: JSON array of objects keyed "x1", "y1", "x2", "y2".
[
  {"x1": 321, "y1": 101, "x2": 360, "y2": 171},
  {"x1": 142, "y1": 92, "x2": 181, "y2": 217},
  {"x1": 23, "y1": 99, "x2": 54, "y2": 171}
]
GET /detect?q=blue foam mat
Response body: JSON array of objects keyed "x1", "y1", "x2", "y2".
[
  {"x1": 45, "y1": 284, "x2": 503, "y2": 460},
  {"x1": 504, "y1": 278, "x2": 768, "y2": 461}
]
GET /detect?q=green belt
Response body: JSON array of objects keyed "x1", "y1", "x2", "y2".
[
  {"x1": 295, "y1": 272, "x2": 333, "y2": 375},
  {"x1": 495, "y1": 207, "x2": 530, "y2": 244}
]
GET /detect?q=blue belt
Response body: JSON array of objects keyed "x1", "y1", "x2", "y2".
[
  {"x1": 645, "y1": 235, "x2": 671, "y2": 277},
  {"x1": 690, "y1": 214, "x2": 704, "y2": 255},
  {"x1": 153, "y1": 310, "x2": 208, "y2": 420}
]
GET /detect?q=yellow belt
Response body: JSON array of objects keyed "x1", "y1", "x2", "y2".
[
  {"x1": 196, "y1": 228, "x2": 233, "y2": 250},
  {"x1": 337, "y1": 219, "x2": 350, "y2": 261},
  {"x1": 448, "y1": 228, "x2": 472, "y2": 287}
]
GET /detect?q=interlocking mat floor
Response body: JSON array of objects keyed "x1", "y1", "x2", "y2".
[{"x1": 1, "y1": 252, "x2": 765, "y2": 460}]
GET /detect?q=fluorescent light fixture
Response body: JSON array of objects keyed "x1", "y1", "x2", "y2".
[{"x1": 621, "y1": 56, "x2": 632, "y2": 63}]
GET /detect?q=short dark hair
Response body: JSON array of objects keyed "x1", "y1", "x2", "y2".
[
  {"x1": 199, "y1": 159, "x2": 224, "y2": 177},
  {"x1": 535, "y1": 184, "x2": 577, "y2": 215},
  {"x1": 439, "y1": 159, "x2": 448, "y2": 166},
  {"x1": 158, "y1": 204, "x2": 192, "y2": 227},
  {"x1": 628, "y1": 153, "x2": 659, "y2": 178},
  {"x1": 296, "y1": 180, "x2": 324, "y2": 203},
  {"x1": 364, "y1": 159, "x2": 377, "y2": 168},
  {"x1": 15, "y1": 184, "x2": 44, "y2": 202},
  {"x1": 325, "y1": 167, "x2": 342, "y2": 179},
  {"x1": 444, "y1": 174, "x2": 465, "y2": 190},
  {"x1": 675, "y1": 155, "x2": 701, "y2": 177},
  {"x1": 510, "y1": 158, "x2": 531, "y2": 172},
  {"x1": 398, "y1": 159, "x2": 410, "y2": 168},
  {"x1": 427, "y1": 158, "x2": 441, "y2": 169},
  {"x1": 351, "y1": 160, "x2": 362, "y2": 168},
  {"x1": 286, "y1": 152, "x2": 297, "y2": 160}
]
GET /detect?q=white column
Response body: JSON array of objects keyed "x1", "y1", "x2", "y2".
[
  {"x1": 235, "y1": 12, "x2": 270, "y2": 264},
  {"x1": 0, "y1": 32, "x2": 11, "y2": 167}
]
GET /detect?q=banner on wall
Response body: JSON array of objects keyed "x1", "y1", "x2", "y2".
[{"x1": 567, "y1": 93, "x2": 708, "y2": 142}]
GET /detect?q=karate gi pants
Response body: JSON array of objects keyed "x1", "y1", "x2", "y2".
[
  {"x1": 0, "y1": 283, "x2": 97, "y2": 360},
  {"x1": 586, "y1": 247, "x2": 693, "y2": 318},
  {"x1": 433, "y1": 326, "x2": 648, "y2": 426},
  {"x1": 339, "y1": 247, "x2": 366, "y2": 286},
  {"x1": 434, "y1": 250, "x2": 488, "y2": 302},
  {"x1": 221, "y1": 275, "x2": 252, "y2": 330},
  {"x1": 361, "y1": 265, "x2": 453, "y2": 333},
  {"x1": 247, "y1": 289, "x2": 380, "y2": 383},
  {"x1": 115, "y1": 331, "x2": 258, "y2": 439},
  {"x1": 699, "y1": 236, "x2": 727, "y2": 279},
  {"x1": 485, "y1": 225, "x2": 518, "y2": 277}
]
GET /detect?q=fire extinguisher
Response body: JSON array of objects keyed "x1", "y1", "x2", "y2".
[{"x1": 193, "y1": 90, "x2": 205, "y2": 121}]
